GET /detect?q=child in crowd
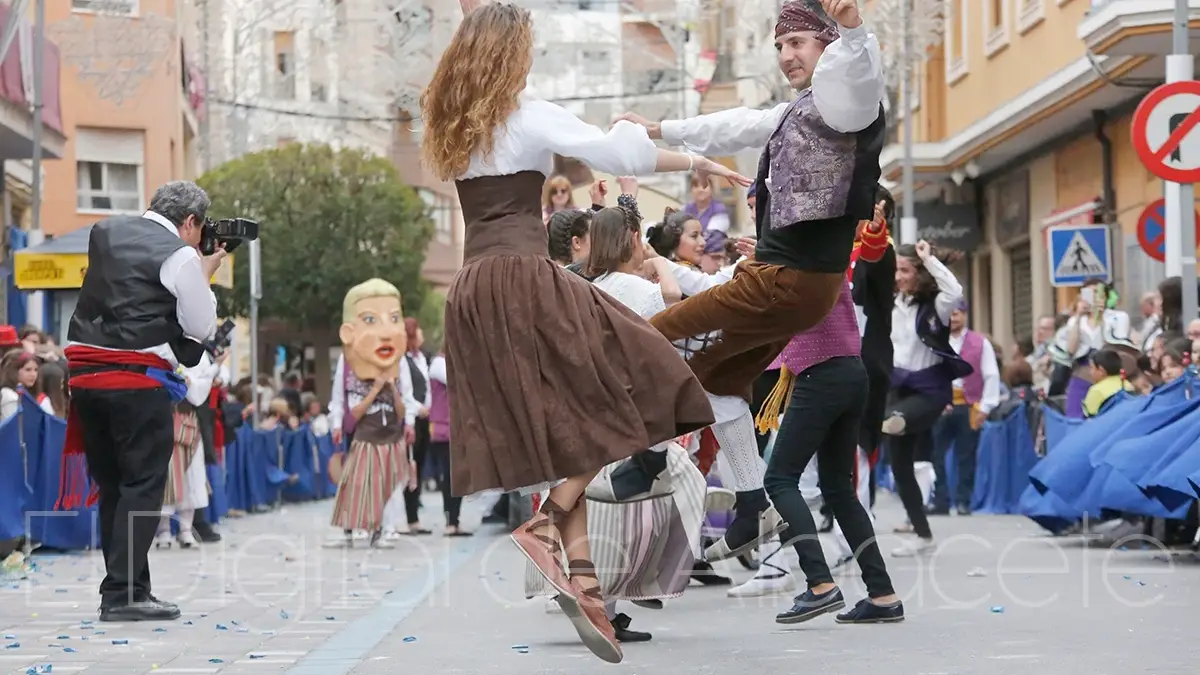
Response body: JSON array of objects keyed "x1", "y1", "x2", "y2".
[
  {"x1": 1159, "y1": 337, "x2": 1193, "y2": 385},
  {"x1": 1082, "y1": 348, "x2": 1134, "y2": 418}
]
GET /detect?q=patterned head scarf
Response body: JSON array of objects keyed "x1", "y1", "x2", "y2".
[{"x1": 775, "y1": 0, "x2": 840, "y2": 43}]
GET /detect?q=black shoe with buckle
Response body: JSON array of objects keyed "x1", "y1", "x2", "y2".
[{"x1": 99, "y1": 599, "x2": 181, "y2": 622}]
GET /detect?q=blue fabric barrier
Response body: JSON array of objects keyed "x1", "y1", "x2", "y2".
[
  {"x1": 0, "y1": 404, "x2": 338, "y2": 551},
  {"x1": 970, "y1": 406, "x2": 1040, "y2": 514}
]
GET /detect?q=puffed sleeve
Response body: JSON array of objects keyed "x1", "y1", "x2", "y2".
[{"x1": 525, "y1": 99, "x2": 659, "y2": 176}]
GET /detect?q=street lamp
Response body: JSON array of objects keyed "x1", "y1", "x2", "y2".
[{"x1": 865, "y1": 0, "x2": 944, "y2": 244}]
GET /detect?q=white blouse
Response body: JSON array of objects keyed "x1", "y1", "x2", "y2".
[
  {"x1": 592, "y1": 272, "x2": 666, "y2": 321},
  {"x1": 460, "y1": 97, "x2": 660, "y2": 180},
  {"x1": 891, "y1": 256, "x2": 963, "y2": 372}
]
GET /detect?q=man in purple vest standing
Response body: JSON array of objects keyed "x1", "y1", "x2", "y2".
[{"x1": 930, "y1": 299, "x2": 1001, "y2": 516}]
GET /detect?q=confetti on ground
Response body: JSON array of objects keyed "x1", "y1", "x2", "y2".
[
  {"x1": 325, "y1": 616, "x2": 336, "y2": 620},
  {"x1": 63, "y1": 648, "x2": 76, "y2": 653},
  {"x1": 112, "y1": 639, "x2": 128, "y2": 645},
  {"x1": 153, "y1": 628, "x2": 166, "y2": 633},
  {"x1": 249, "y1": 654, "x2": 265, "y2": 660},
  {"x1": 6, "y1": 642, "x2": 19, "y2": 649},
  {"x1": 279, "y1": 610, "x2": 289, "y2": 619},
  {"x1": 216, "y1": 624, "x2": 228, "y2": 631},
  {"x1": 402, "y1": 636, "x2": 417, "y2": 643},
  {"x1": 208, "y1": 658, "x2": 223, "y2": 664},
  {"x1": 989, "y1": 606, "x2": 1005, "y2": 614}
]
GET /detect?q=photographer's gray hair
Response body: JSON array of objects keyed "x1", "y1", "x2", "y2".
[{"x1": 149, "y1": 181, "x2": 210, "y2": 227}]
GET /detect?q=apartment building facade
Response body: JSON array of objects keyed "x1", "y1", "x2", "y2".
[
  {"x1": 881, "y1": 0, "x2": 1190, "y2": 347},
  {"x1": 10, "y1": 0, "x2": 206, "y2": 336}
]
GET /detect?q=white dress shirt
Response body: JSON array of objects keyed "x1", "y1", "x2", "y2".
[
  {"x1": 67, "y1": 210, "x2": 218, "y2": 367},
  {"x1": 428, "y1": 355, "x2": 447, "y2": 385},
  {"x1": 181, "y1": 353, "x2": 220, "y2": 407},
  {"x1": 327, "y1": 353, "x2": 419, "y2": 431},
  {"x1": 660, "y1": 24, "x2": 886, "y2": 158},
  {"x1": 949, "y1": 330, "x2": 1001, "y2": 414},
  {"x1": 406, "y1": 351, "x2": 432, "y2": 409},
  {"x1": 891, "y1": 256, "x2": 963, "y2": 372}
]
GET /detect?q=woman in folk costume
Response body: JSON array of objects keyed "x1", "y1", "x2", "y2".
[
  {"x1": 155, "y1": 349, "x2": 225, "y2": 549},
  {"x1": 325, "y1": 279, "x2": 417, "y2": 550},
  {"x1": 596, "y1": 207, "x2": 785, "y2": 568},
  {"x1": 738, "y1": 192, "x2": 893, "y2": 598},
  {"x1": 421, "y1": 1, "x2": 745, "y2": 661},
  {"x1": 883, "y1": 241, "x2": 969, "y2": 558},
  {"x1": 527, "y1": 202, "x2": 708, "y2": 644}
]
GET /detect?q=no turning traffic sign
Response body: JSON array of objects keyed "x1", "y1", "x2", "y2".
[{"x1": 1132, "y1": 80, "x2": 1200, "y2": 184}]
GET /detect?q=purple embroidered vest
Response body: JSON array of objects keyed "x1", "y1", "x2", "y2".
[
  {"x1": 773, "y1": 280, "x2": 861, "y2": 374},
  {"x1": 429, "y1": 378, "x2": 450, "y2": 443},
  {"x1": 956, "y1": 329, "x2": 986, "y2": 404},
  {"x1": 763, "y1": 92, "x2": 856, "y2": 228}
]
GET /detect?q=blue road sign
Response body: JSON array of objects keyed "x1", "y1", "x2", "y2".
[{"x1": 1048, "y1": 224, "x2": 1111, "y2": 287}]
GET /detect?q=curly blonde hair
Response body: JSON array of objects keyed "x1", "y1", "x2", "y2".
[{"x1": 420, "y1": 4, "x2": 534, "y2": 181}]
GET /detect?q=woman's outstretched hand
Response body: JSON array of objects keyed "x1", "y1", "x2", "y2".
[{"x1": 696, "y1": 157, "x2": 753, "y2": 188}]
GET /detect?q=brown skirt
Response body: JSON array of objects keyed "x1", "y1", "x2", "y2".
[
  {"x1": 650, "y1": 261, "x2": 843, "y2": 399},
  {"x1": 444, "y1": 254, "x2": 715, "y2": 496}
]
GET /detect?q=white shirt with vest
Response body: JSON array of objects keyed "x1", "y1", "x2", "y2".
[
  {"x1": 890, "y1": 255, "x2": 963, "y2": 373},
  {"x1": 659, "y1": 23, "x2": 885, "y2": 165},
  {"x1": 948, "y1": 329, "x2": 1002, "y2": 415},
  {"x1": 66, "y1": 210, "x2": 218, "y2": 368}
]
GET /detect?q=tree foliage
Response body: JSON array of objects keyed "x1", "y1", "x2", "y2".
[{"x1": 199, "y1": 144, "x2": 435, "y2": 335}]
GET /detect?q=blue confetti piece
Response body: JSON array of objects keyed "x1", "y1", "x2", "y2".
[
  {"x1": 208, "y1": 658, "x2": 223, "y2": 664},
  {"x1": 215, "y1": 624, "x2": 228, "y2": 631},
  {"x1": 3, "y1": 634, "x2": 14, "y2": 639},
  {"x1": 153, "y1": 628, "x2": 166, "y2": 633},
  {"x1": 1137, "y1": 581, "x2": 1147, "y2": 586},
  {"x1": 55, "y1": 636, "x2": 68, "y2": 640},
  {"x1": 230, "y1": 620, "x2": 241, "y2": 626},
  {"x1": 279, "y1": 610, "x2": 289, "y2": 619},
  {"x1": 402, "y1": 636, "x2": 417, "y2": 643},
  {"x1": 112, "y1": 639, "x2": 128, "y2": 645},
  {"x1": 510, "y1": 644, "x2": 529, "y2": 650},
  {"x1": 1123, "y1": 575, "x2": 1131, "y2": 580},
  {"x1": 54, "y1": 589, "x2": 67, "y2": 594},
  {"x1": 79, "y1": 620, "x2": 92, "y2": 626},
  {"x1": 6, "y1": 642, "x2": 19, "y2": 649},
  {"x1": 92, "y1": 630, "x2": 105, "y2": 636},
  {"x1": 48, "y1": 644, "x2": 61, "y2": 648},
  {"x1": 183, "y1": 621, "x2": 193, "y2": 626},
  {"x1": 989, "y1": 606, "x2": 1005, "y2": 614},
  {"x1": 200, "y1": 613, "x2": 208, "y2": 618},
  {"x1": 249, "y1": 654, "x2": 265, "y2": 660},
  {"x1": 63, "y1": 647, "x2": 76, "y2": 653},
  {"x1": 325, "y1": 616, "x2": 336, "y2": 621}
]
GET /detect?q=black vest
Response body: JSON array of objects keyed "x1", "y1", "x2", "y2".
[
  {"x1": 67, "y1": 215, "x2": 202, "y2": 366},
  {"x1": 406, "y1": 353, "x2": 428, "y2": 403},
  {"x1": 914, "y1": 299, "x2": 974, "y2": 381}
]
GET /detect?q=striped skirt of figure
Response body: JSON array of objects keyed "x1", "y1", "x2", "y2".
[
  {"x1": 524, "y1": 441, "x2": 706, "y2": 602},
  {"x1": 330, "y1": 440, "x2": 408, "y2": 532},
  {"x1": 163, "y1": 411, "x2": 200, "y2": 507}
]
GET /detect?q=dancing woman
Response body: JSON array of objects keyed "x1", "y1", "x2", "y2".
[
  {"x1": 421, "y1": 2, "x2": 745, "y2": 662},
  {"x1": 882, "y1": 241, "x2": 969, "y2": 558}
]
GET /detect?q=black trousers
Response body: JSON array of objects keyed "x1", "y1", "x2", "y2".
[
  {"x1": 883, "y1": 388, "x2": 944, "y2": 540},
  {"x1": 764, "y1": 357, "x2": 895, "y2": 598},
  {"x1": 403, "y1": 418, "x2": 430, "y2": 525},
  {"x1": 932, "y1": 404, "x2": 980, "y2": 510},
  {"x1": 74, "y1": 387, "x2": 175, "y2": 608},
  {"x1": 429, "y1": 441, "x2": 462, "y2": 526}
]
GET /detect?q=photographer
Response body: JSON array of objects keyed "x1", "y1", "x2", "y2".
[{"x1": 61, "y1": 181, "x2": 226, "y2": 623}]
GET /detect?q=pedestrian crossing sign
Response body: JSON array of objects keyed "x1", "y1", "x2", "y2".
[{"x1": 1047, "y1": 224, "x2": 1112, "y2": 287}]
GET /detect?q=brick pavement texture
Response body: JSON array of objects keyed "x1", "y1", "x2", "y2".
[{"x1": 0, "y1": 493, "x2": 1197, "y2": 675}]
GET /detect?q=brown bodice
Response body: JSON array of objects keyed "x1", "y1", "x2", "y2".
[{"x1": 456, "y1": 170, "x2": 549, "y2": 263}]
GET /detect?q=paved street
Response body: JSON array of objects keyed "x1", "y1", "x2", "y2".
[{"x1": 1, "y1": 493, "x2": 1196, "y2": 675}]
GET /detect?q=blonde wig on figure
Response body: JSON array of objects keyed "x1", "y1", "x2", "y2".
[
  {"x1": 419, "y1": 3, "x2": 534, "y2": 181},
  {"x1": 342, "y1": 278, "x2": 403, "y2": 324}
]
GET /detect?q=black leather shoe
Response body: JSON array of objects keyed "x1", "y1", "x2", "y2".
[
  {"x1": 142, "y1": 594, "x2": 178, "y2": 611},
  {"x1": 611, "y1": 613, "x2": 651, "y2": 642},
  {"x1": 776, "y1": 587, "x2": 845, "y2": 624},
  {"x1": 193, "y1": 521, "x2": 222, "y2": 543},
  {"x1": 835, "y1": 597, "x2": 905, "y2": 624},
  {"x1": 690, "y1": 560, "x2": 732, "y2": 586},
  {"x1": 99, "y1": 600, "x2": 181, "y2": 622}
]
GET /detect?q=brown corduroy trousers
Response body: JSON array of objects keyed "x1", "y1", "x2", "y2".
[{"x1": 649, "y1": 261, "x2": 844, "y2": 400}]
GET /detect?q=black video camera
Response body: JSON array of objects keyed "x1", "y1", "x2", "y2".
[
  {"x1": 204, "y1": 318, "x2": 237, "y2": 357},
  {"x1": 200, "y1": 217, "x2": 259, "y2": 256}
]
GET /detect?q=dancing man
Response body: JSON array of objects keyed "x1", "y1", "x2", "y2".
[{"x1": 616, "y1": 0, "x2": 885, "y2": 557}]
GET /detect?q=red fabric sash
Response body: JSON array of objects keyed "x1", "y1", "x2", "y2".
[
  {"x1": 59, "y1": 345, "x2": 173, "y2": 510},
  {"x1": 210, "y1": 386, "x2": 225, "y2": 461}
]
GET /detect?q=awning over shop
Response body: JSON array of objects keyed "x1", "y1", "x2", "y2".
[
  {"x1": 13, "y1": 225, "x2": 235, "y2": 291},
  {"x1": 13, "y1": 226, "x2": 91, "y2": 290}
]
